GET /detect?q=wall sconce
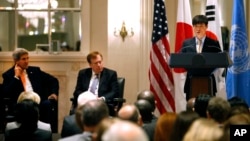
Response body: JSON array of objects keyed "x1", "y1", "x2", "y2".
[{"x1": 114, "y1": 22, "x2": 134, "y2": 42}]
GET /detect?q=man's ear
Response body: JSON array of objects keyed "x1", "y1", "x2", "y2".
[
  {"x1": 138, "y1": 115, "x2": 143, "y2": 126},
  {"x1": 206, "y1": 111, "x2": 211, "y2": 119}
]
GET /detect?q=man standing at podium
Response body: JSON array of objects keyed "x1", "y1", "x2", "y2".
[{"x1": 180, "y1": 15, "x2": 222, "y2": 100}]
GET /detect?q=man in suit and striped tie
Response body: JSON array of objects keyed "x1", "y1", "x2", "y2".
[
  {"x1": 73, "y1": 51, "x2": 119, "y2": 116},
  {"x1": 180, "y1": 15, "x2": 222, "y2": 101}
]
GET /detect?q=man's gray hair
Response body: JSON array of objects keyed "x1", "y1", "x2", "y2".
[
  {"x1": 102, "y1": 120, "x2": 149, "y2": 141},
  {"x1": 12, "y1": 48, "x2": 29, "y2": 61}
]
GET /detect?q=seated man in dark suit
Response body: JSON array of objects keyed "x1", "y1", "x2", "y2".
[
  {"x1": 180, "y1": 15, "x2": 222, "y2": 100},
  {"x1": 73, "y1": 51, "x2": 119, "y2": 116},
  {"x1": 2, "y1": 48, "x2": 59, "y2": 125}
]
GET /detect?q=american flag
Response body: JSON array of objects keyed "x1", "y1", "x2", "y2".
[{"x1": 149, "y1": 0, "x2": 175, "y2": 113}]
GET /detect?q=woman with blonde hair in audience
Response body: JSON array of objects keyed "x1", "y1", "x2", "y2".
[{"x1": 183, "y1": 118, "x2": 228, "y2": 141}]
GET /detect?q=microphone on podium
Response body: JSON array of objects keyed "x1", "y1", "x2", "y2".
[{"x1": 178, "y1": 45, "x2": 196, "y2": 53}]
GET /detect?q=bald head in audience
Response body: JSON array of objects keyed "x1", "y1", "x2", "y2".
[
  {"x1": 118, "y1": 104, "x2": 142, "y2": 125},
  {"x1": 102, "y1": 120, "x2": 149, "y2": 141}
]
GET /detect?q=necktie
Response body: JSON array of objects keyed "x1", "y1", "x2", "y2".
[
  {"x1": 90, "y1": 74, "x2": 99, "y2": 94},
  {"x1": 197, "y1": 39, "x2": 202, "y2": 53},
  {"x1": 20, "y1": 71, "x2": 26, "y2": 91}
]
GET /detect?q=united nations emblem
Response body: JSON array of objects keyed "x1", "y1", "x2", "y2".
[{"x1": 228, "y1": 25, "x2": 250, "y2": 74}]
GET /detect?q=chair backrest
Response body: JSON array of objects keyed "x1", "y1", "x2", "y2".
[
  {"x1": 117, "y1": 77, "x2": 125, "y2": 99},
  {"x1": 116, "y1": 77, "x2": 126, "y2": 111}
]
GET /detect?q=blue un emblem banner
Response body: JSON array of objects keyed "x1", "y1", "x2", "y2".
[{"x1": 230, "y1": 125, "x2": 250, "y2": 141}]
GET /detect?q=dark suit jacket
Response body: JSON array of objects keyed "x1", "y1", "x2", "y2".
[
  {"x1": 142, "y1": 116, "x2": 158, "y2": 141},
  {"x1": 59, "y1": 132, "x2": 92, "y2": 141},
  {"x1": 2, "y1": 66, "x2": 59, "y2": 116},
  {"x1": 61, "y1": 114, "x2": 82, "y2": 138},
  {"x1": 2, "y1": 66, "x2": 59, "y2": 102},
  {"x1": 73, "y1": 67, "x2": 119, "y2": 105},
  {"x1": 180, "y1": 37, "x2": 221, "y2": 100},
  {"x1": 4, "y1": 128, "x2": 52, "y2": 141}
]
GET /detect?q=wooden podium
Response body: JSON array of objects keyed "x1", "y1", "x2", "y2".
[{"x1": 170, "y1": 52, "x2": 231, "y2": 98}]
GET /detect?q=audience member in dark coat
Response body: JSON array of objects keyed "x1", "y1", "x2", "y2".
[
  {"x1": 4, "y1": 99, "x2": 52, "y2": 141},
  {"x1": 59, "y1": 100, "x2": 109, "y2": 141},
  {"x1": 61, "y1": 91, "x2": 97, "y2": 137},
  {"x1": 135, "y1": 99, "x2": 157, "y2": 141},
  {"x1": 61, "y1": 114, "x2": 82, "y2": 138}
]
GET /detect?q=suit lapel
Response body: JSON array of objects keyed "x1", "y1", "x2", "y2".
[
  {"x1": 85, "y1": 69, "x2": 92, "y2": 88},
  {"x1": 191, "y1": 38, "x2": 197, "y2": 52},
  {"x1": 99, "y1": 68, "x2": 106, "y2": 88}
]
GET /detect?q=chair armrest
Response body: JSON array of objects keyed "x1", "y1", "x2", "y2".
[{"x1": 113, "y1": 98, "x2": 126, "y2": 103}]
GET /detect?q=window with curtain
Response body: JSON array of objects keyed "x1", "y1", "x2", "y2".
[{"x1": 0, "y1": 0, "x2": 82, "y2": 52}]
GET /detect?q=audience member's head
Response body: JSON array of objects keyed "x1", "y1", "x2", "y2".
[
  {"x1": 169, "y1": 111, "x2": 200, "y2": 141},
  {"x1": 102, "y1": 120, "x2": 149, "y2": 141},
  {"x1": 17, "y1": 91, "x2": 41, "y2": 104},
  {"x1": 93, "y1": 118, "x2": 120, "y2": 141},
  {"x1": 134, "y1": 99, "x2": 153, "y2": 123},
  {"x1": 227, "y1": 96, "x2": 249, "y2": 116},
  {"x1": 75, "y1": 91, "x2": 98, "y2": 131},
  {"x1": 77, "y1": 91, "x2": 97, "y2": 107},
  {"x1": 81, "y1": 99, "x2": 109, "y2": 132},
  {"x1": 137, "y1": 90, "x2": 156, "y2": 112},
  {"x1": 14, "y1": 99, "x2": 40, "y2": 132},
  {"x1": 223, "y1": 113, "x2": 250, "y2": 141},
  {"x1": 207, "y1": 97, "x2": 231, "y2": 123},
  {"x1": 154, "y1": 112, "x2": 177, "y2": 141},
  {"x1": 194, "y1": 94, "x2": 212, "y2": 117},
  {"x1": 225, "y1": 113, "x2": 250, "y2": 125},
  {"x1": 186, "y1": 98, "x2": 195, "y2": 111},
  {"x1": 118, "y1": 104, "x2": 142, "y2": 125},
  {"x1": 183, "y1": 118, "x2": 227, "y2": 141}
]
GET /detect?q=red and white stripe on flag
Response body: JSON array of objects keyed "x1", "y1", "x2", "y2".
[
  {"x1": 149, "y1": 0, "x2": 175, "y2": 113},
  {"x1": 173, "y1": 0, "x2": 193, "y2": 112},
  {"x1": 205, "y1": 0, "x2": 226, "y2": 98}
]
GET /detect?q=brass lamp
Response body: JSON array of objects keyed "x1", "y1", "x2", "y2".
[{"x1": 114, "y1": 22, "x2": 134, "y2": 42}]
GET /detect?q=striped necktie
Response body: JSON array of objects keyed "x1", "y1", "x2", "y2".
[
  {"x1": 90, "y1": 74, "x2": 99, "y2": 94},
  {"x1": 197, "y1": 39, "x2": 202, "y2": 53}
]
